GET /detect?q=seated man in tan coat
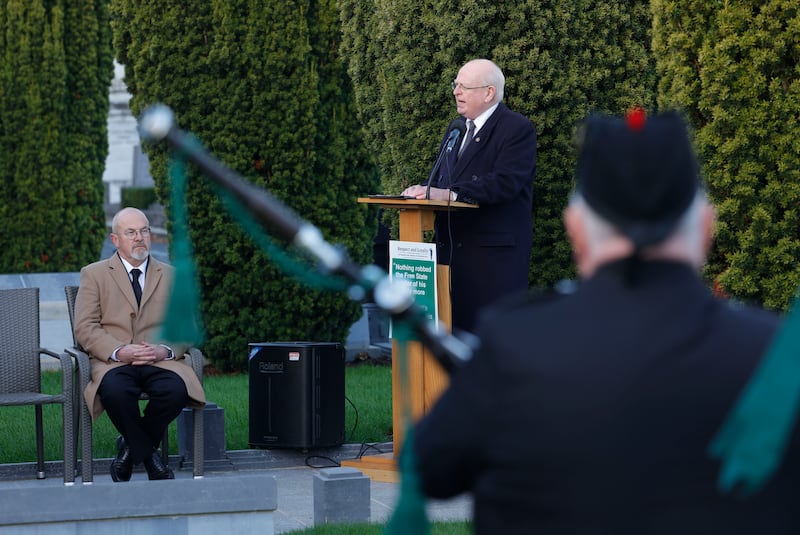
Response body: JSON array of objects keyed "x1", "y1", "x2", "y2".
[{"x1": 75, "y1": 207, "x2": 205, "y2": 481}]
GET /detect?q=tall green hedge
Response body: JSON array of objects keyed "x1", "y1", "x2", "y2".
[
  {"x1": 0, "y1": 0, "x2": 110, "y2": 272},
  {"x1": 339, "y1": 0, "x2": 656, "y2": 288},
  {"x1": 653, "y1": 1, "x2": 800, "y2": 310},
  {"x1": 110, "y1": 0, "x2": 379, "y2": 371}
]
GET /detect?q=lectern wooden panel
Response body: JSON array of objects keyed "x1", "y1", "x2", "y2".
[{"x1": 355, "y1": 197, "x2": 477, "y2": 459}]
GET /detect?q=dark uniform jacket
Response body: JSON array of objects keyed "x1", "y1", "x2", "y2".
[
  {"x1": 428, "y1": 102, "x2": 536, "y2": 333},
  {"x1": 414, "y1": 259, "x2": 800, "y2": 534}
]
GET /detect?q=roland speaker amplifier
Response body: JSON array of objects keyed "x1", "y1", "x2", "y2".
[{"x1": 248, "y1": 342, "x2": 345, "y2": 449}]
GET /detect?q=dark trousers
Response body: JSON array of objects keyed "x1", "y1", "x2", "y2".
[{"x1": 98, "y1": 365, "x2": 188, "y2": 464}]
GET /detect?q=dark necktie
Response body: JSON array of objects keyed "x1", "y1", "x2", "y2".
[
  {"x1": 458, "y1": 119, "x2": 475, "y2": 159},
  {"x1": 130, "y1": 268, "x2": 142, "y2": 306}
]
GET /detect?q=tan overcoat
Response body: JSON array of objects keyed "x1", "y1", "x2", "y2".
[{"x1": 75, "y1": 253, "x2": 206, "y2": 420}]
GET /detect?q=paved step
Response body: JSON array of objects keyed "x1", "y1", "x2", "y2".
[{"x1": 0, "y1": 444, "x2": 472, "y2": 534}]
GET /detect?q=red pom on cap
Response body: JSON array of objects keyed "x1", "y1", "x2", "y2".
[{"x1": 625, "y1": 107, "x2": 646, "y2": 131}]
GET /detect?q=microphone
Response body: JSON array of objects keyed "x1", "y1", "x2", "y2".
[
  {"x1": 426, "y1": 118, "x2": 466, "y2": 199},
  {"x1": 444, "y1": 121, "x2": 465, "y2": 153}
]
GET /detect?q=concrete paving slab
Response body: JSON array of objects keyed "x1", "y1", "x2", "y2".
[{"x1": 0, "y1": 447, "x2": 472, "y2": 534}]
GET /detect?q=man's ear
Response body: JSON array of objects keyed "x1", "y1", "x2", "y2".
[
  {"x1": 701, "y1": 201, "x2": 717, "y2": 256},
  {"x1": 564, "y1": 204, "x2": 587, "y2": 269}
]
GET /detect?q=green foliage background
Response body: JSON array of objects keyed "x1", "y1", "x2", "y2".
[
  {"x1": 338, "y1": 0, "x2": 656, "y2": 288},
  {"x1": 1, "y1": 0, "x2": 796, "y2": 362},
  {"x1": 0, "y1": 0, "x2": 111, "y2": 272},
  {"x1": 110, "y1": 0, "x2": 379, "y2": 371},
  {"x1": 653, "y1": 1, "x2": 800, "y2": 310}
]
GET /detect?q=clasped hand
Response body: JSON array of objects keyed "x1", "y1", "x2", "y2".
[{"x1": 116, "y1": 342, "x2": 168, "y2": 365}]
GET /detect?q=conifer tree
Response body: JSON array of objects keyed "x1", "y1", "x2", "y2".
[
  {"x1": 653, "y1": 1, "x2": 800, "y2": 309},
  {"x1": 60, "y1": 1, "x2": 113, "y2": 268},
  {"x1": 0, "y1": 0, "x2": 111, "y2": 272},
  {"x1": 111, "y1": 0, "x2": 379, "y2": 371}
]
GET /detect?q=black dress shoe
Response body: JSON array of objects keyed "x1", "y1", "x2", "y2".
[
  {"x1": 143, "y1": 449, "x2": 174, "y2": 480},
  {"x1": 110, "y1": 436, "x2": 133, "y2": 482}
]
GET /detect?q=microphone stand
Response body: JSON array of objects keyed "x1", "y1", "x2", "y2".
[
  {"x1": 138, "y1": 104, "x2": 473, "y2": 374},
  {"x1": 425, "y1": 118, "x2": 465, "y2": 200},
  {"x1": 425, "y1": 139, "x2": 450, "y2": 200}
]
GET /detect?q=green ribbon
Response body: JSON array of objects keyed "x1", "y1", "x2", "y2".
[
  {"x1": 158, "y1": 147, "x2": 205, "y2": 346},
  {"x1": 709, "y1": 301, "x2": 800, "y2": 496},
  {"x1": 384, "y1": 320, "x2": 430, "y2": 535}
]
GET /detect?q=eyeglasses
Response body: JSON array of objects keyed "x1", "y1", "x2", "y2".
[
  {"x1": 120, "y1": 227, "x2": 151, "y2": 239},
  {"x1": 451, "y1": 81, "x2": 490, "y2": 91}
]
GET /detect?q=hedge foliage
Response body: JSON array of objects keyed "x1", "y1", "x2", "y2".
[
  {"x1": 338, "y1": 0, "x2": 656, "y2": 288},
  {"x1": 110, "y1": 0, "x2": 379, "y2": 371},
  {"x1": 653, "y1": 0, "x2": 800, "y2": 310},
  {"x1": 5, "y1": 0, "x2": 793, "y2": 354},
  {"x1": 0, "y1": 0, "x2": 111, "y2": 272}
]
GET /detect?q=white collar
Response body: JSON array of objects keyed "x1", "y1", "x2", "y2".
[
  {"x1": 118, "y1": 254, "x2": 148, "y2": 278},
  {"x1": 469, "y1": 103, "x2": 500, "y2": 134}
]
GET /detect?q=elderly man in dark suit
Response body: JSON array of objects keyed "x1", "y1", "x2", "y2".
[
  {"x1": 413, "y1": 111, "x2": 800, "y2": 534},
  {"x1": 402, "y1": 58, "x2": 536, "y2": 333},
  {"x1": 75, "y1": 207, "x2": 205, "y2": 482}
]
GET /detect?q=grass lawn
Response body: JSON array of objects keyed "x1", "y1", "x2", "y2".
[{"x1": 0, "y1": 361, "x2": 392, "y2": 463}]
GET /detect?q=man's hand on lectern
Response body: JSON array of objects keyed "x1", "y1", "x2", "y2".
[{"x1": 401, "y1": 185, "x2": 454, "y2": 201}]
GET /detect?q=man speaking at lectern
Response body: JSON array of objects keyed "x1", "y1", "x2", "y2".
[{"x1": 401, "y1": 59, "x2": 537, "y2": 333}]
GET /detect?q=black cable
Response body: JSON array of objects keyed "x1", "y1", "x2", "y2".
[
  {"x1": 356, "y1": 442, "x2": 389, "y2": 459},
  {"x1": 303, "y1": 441, "x2": 391, "y2": 469},
  {"x1": 345, "y1": 394, "x2": 359, "y2": 443},
  {"x1": 441, "y1": 143, "x2": 456, "y2": 297},
  {"x1": 305, "y1": 455, "x2": 340, "y2": 469},
  {"x1": 301, "y1": 394, "x2": 375, "y2": 468}
]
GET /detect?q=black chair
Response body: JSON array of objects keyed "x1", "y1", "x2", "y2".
[
  {"x1": 64, "y1": 285, "x2": 204, "y2": 482},
  {"x1": 0, "y1": 287, "x2": 77, "y2": 484}
]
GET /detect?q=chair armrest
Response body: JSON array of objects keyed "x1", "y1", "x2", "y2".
[
  {"x1": 39, "y1": 348, "x2": 75, "y2": 400},
  {"x1": 40, "y1": 348, "x2": 74, "y2": 391},
  {"x1": 64, "y1": 347, "x2": 92, "y2": 394},
  {"x1": 185, "y1": 347, "x2": 204, "y2": 384}
]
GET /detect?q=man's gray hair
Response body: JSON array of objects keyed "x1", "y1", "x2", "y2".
[
  {"x1": 571, "y1": 191, "x2": 708, "y2": 264},
  {"x1": 111, "y1": 207, "x2": 149, "y2": 234},
  {"x1": 474, "y1": 59, "x2": 505, "y2": 102}
]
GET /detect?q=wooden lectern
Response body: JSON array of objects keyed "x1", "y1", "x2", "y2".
[{"x1": 342, "y1": 197, "x2": 477, "y2": 481}]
